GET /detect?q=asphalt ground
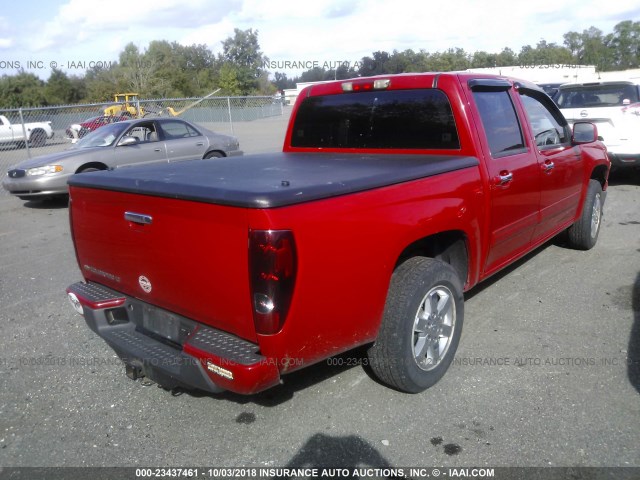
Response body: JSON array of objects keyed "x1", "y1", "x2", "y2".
[{"x1": 0, "y1": 110, "x2": 638, "y2": 478}]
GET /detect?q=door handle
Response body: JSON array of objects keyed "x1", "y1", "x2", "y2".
[
  {"x1": 154, "y1": 148, "x2": 162, "y2": 152},
  {"x1": 542, "y1": 161, "x2": 555, "y2": 173},
  {"x1": 196, "y1": 142, "x2": 204, "y2": 146},
  {"x1": 495, "y1": 172, "x2": 513, "y2": 186},
  {"x1": 125, "y1": 212, "x2": 153, "y2": 225}
]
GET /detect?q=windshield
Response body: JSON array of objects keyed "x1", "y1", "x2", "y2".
[
  {"x1": 75, "y1": 122, "x2": 129, "y2": 148},
  {"x1": 556, "y1": 83, "x2": 640, "y2": 108}
]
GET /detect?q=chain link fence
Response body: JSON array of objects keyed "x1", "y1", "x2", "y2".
[{"x1": 0, "y1": 95, "x2": 284, "y2": 171}]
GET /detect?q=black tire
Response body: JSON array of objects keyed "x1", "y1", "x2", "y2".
[
  {"x1": 30, "y1": 130, "x2": 47, "y2": 147},
  {"x1": 567, "y1": 179, "x2": 603, "y2": 250},
  {"x1": 368, "y1": 257, "x2": 464, "y2": 393},
  {"x1": 203, "y1": 151, "x2": 224, "y2": 159},
  {"x1": 77, "y1": 167, "x2": 102, "y2": 173},
  {"x1": 18, "y1": 194, "x2": 67, "y2": 203}
]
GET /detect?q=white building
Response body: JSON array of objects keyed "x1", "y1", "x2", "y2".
[
  {"x1": 465, "y1": 65, "x2": 599, "y2": 84},
  {"x1": 466, "y1": 65, "x2": 640, "y2": 84}
]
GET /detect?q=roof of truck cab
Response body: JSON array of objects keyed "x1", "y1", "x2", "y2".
[{"x1": 300, "y1": 71, "x2": 543, "y2": 97}]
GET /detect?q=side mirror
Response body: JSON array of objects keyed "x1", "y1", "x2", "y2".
[
  {"x1": 572, "y1": 122, "x2": 598, "y2": 144},
  {"x1": 117, "y1": 136, "x2": 138, "y2": 147}
]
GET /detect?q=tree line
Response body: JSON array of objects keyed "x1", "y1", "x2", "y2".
[{"x1": 0, "y1": 21, "x2": 638, "y2": 108}]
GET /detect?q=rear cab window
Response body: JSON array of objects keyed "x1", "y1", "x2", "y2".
[{"x1": 290, "y1": 89, "x2": 460, "y2": 150}]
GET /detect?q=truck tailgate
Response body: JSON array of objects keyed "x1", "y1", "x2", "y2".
[{"x1": 69, "y1": 185, "x2": 256, "y2": 342}]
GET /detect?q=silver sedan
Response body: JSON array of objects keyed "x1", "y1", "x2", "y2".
[{"x1": 2, "y1": 118, "x2": 242, "y2": 200}]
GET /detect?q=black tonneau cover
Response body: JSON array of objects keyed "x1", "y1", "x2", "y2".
[{"x1": 68, "y1": 152, "x2": 479, "y2": 208}]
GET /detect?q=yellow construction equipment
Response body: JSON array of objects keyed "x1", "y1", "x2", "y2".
[
  {"x1": 104, "y1": 93, "x2": 142, "y2": 117},
  {"x1": 103, "y1": 89, "x2": 222, "y2": 118}
]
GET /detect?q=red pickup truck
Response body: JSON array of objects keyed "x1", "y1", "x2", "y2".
[{"x1": 66, "y1": 73, "x2": 610, "y2": 395}]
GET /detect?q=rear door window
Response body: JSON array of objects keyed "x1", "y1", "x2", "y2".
[
  {"x1": 472, "y1": 90, "x2": 525, "y2": 157},
  {"x1": 159, "y1": 120, "x2": 201, "y2": 139}
]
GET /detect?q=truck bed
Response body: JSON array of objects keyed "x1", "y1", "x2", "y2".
[{"x1": 68, "y1": 153, "x2": 479, "y2": 208}]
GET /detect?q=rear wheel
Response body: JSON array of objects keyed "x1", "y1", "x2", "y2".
[
  {"x1": 77, "y1": 166, "x2": 103, "y2": 173},
  {"x1": 30, "y1": 130, "x2": 47, "y2": 147},
  {"x1": 368, "y1": 257, "x2": 464, "y2": 393},
  {"x1": 567, "y1": 179, "x2": 603, "y2": 250},
  {"x1": 204, "y1": 151, "x2": 224, "y2": 159}
]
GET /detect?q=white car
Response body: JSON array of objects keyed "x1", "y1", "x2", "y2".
[
  {"x1": 557, "y1": 81, "x2": 640, "y2": 170},
  {"x1": 0, "y1": 114, "x2": 54, "y2": 147}
]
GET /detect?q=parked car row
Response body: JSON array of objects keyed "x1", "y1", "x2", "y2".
[
  {"x1": 2, "y1": 118, "x2": 242, "y2": 200},
  {"x1": 3, "y1": 79, "x2": 638, "y2": 203}
]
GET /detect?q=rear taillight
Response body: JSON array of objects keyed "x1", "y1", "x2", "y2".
[
  {"x1": 68, "y1": 194, "x2": 84, "y2": 276},
  {"x1": 249, "y1": 230, "x2": 297, "y2": 335}
]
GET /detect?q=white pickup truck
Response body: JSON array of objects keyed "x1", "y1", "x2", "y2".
[{"x1": 0, "y1": 114, "x2": 54, "y2": 148}]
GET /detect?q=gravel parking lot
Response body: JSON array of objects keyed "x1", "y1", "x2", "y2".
[{"x1": 0, "y1": 111, "x2": 638, "y2": 477}]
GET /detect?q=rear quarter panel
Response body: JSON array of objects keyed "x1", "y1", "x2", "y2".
[{"x1": 251, "y1": 166, "x2": 484, "y2": 371}]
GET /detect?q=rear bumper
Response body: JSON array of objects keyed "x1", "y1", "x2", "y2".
[
  {"x1": 66, "y1": 281, "x2": 281, "y2": 395},
  {"x1": 601, "y1": 138, "x2": 640, "y2": 168},
  {"x1": 608, "y1": 153, "x2": 640, "y2": 169}
]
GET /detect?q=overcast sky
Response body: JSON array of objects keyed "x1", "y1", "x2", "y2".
[{"x1": 1, "y1": 0, "x2": 639, "y2": 79}]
